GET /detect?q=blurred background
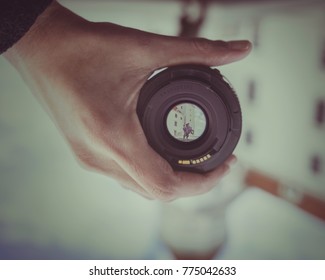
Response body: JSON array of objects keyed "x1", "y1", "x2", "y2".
[{"x1": 0, "y1": 0, "x2": 324, "y2": 259}]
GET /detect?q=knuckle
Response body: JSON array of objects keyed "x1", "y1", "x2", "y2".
[
  {"x1": 147, "y1": 180, "x2": 176, "y2": 202},
  {"x1": 128, "y1": 161, "x2": 147, "y2": 180},
  {"x1": 76, "y1": 151, "x2": 97, "y2": 170},
  {"x1": 70, "y1": 140, "x2": 98, "y2": 170},
  {"x1": 192, "y1": 38, "x2": 213, "y2": 53},
  {"x1": 213, "y1": 40, "x2": 228, "y2": 48},
  {"x1": 153, "y1": 189, "x2": 175, "y2": 202},
  {"x1": 135, "y1": 171, "x2": 175, "y2": 201}
]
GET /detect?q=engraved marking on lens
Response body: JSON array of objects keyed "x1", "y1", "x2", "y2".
[{"x1": 166, "y1": 102, "x2": 206, "y2": 142}]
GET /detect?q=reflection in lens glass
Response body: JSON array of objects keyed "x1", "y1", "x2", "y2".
[{"x1": 166, "y1": 103, "x2": 206, "y2": 142}]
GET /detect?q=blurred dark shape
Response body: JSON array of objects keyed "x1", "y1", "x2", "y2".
[
  {"x1": 310, "y1": 154, "x2": 322, "y2": 175},
  {"x1": 248, "y1": 80, "x2": 256, "y2": 102},
  {"x1": 178, "y1": 0, "x2": 210, "y2": 37},
  {"x1": 245, "y1": 129, "x2": 253, "y2": 145},
  {"x1": 315, "y1": 99, "x2": 324, "y2": 126}
]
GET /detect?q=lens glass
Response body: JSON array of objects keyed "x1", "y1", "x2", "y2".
[{"x1": 166, "y1": 103, "x2": 207, "y2": 142}]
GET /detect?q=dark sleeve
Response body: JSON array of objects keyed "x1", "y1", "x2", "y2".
[{"x1": 0, "y1": 0, "x2": 53, "y2": 54}]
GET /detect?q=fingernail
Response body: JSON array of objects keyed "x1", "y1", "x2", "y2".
[{"x1": 227, "y1": 40, "x2": 251, "y2": 50}]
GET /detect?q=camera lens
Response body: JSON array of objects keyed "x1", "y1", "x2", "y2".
[{"x1": 137, "y1": 64, "x2": 241, "y2": 173}]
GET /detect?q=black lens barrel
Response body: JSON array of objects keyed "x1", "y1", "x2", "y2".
[{"x1": 136, "y1": 64, "x2": 242, "y2": 173}]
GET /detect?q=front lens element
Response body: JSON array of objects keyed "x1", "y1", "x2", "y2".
[{"x1": 166, "y1": 102, "x2": 207, "y2": 142}]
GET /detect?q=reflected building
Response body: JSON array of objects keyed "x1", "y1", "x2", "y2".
[{"x1": 167, "y1": 103, "x2": 195, "y2": 140}]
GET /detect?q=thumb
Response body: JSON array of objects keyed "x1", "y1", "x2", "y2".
[{"x1": 150, "y1": 36, "x2": 252, "y2": 68}]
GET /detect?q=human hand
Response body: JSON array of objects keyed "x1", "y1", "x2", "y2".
[{"x1": 4, "y1": 1, "x2": 251, "y2": 200}]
